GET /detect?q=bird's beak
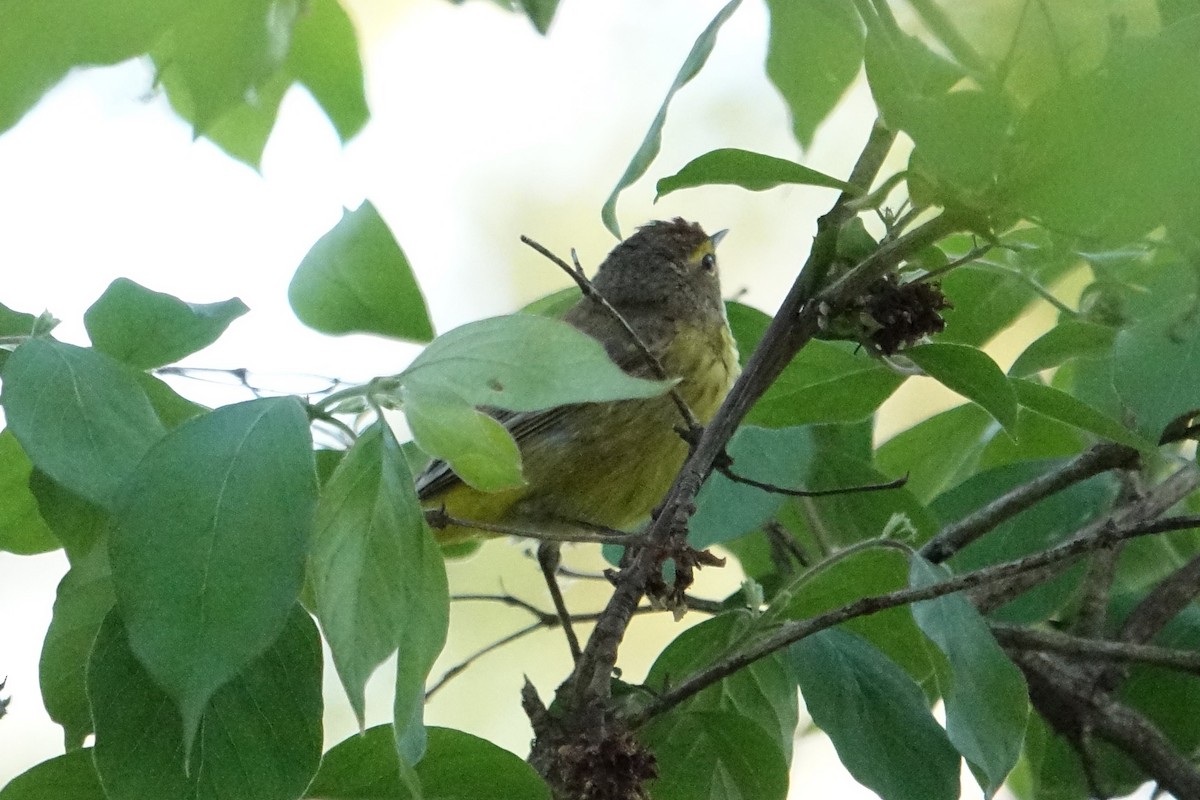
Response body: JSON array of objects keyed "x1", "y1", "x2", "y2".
[{"x1": 709, "y1": 229, "x2": 729, "y2": 248}]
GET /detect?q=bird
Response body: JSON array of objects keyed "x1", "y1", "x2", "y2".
[{"x1": 415, "y1": 218, "x2": 739, "y2": 655}]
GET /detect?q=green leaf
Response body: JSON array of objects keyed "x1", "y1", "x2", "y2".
[
  {"x1": 764, "y1": 0, "x2": 864, "y2": 148},
  {"x1": 863, "y1": 26, "x2": 963, "y2": 132},
  {"x1": 402, "y1": 388, "x2": 525, "y2": 492},
  {"x1": 976, "y1": 407, "x2": 1087, "y2": 472},
  {"x1": 746, "y1": 340, "x2": 903, "y2": 428},
  {"x1": 519, "y1": 286, "x2": 582, "y2": 318},
  {"x1": 137, "y1": 372, "x2": 209, "y2": 429},
  {"x1": 645, "y1": 612, "x2": 799, "y2": 760},
  {"x1": 876, "y1": 404, "x2": 994, "y2": 503},
  {"x1": 600, "y1": 0, "x2": 744, "y2": 237},
  {"x1": 1010, "y1": 378, "x2": 1151, "y2": 451},
  {"x1": 790, "y1": 628, "x2": 960, "y2": 800},
  {"x1": 164, "y1": 0, "x2": 303, "y2": 133},
  {"x1": 767, "y1": 545, "x2": 937, "y2": 687},
  {"x1": 0, "y1": 750, "x2": 105, "y2": 800},
  {"x1": 290, "y1": 201, "x2": 434, "y2": 342},
  {"x1": 0, "y1": 0, "x2": 185, "y2": 135},
  {"x1": 725, "y1": 301, "x2": 770, "y2": 366},
  {"x1": 108, "y1": 397, "x2": 316, "y2": 755},
  {"x1": 290, "y1": 0, "x2": 369, "y2": 142},
  {"x1": 89, "y1": 606, "x2": 323, "y2": 800},
  {"x1": 312, "y1": 423, "x2": 449, "y2": 738},
  {"x1": 308, "y1": 725, "x2": 550, "y2": 800},
  {"x1": 1002, "y1": 18, "x2": 1200, "y2": 240},
  {"x1": 517, "y1": 0, "x2": 560, "y2": 35},
  {"x1": 0, "y1": 300, "x2": 38, "y2": 337},
  {"x1": 1113, "y1": 316, "x2": 1200, "y2": 442},
  {"x1": 83, "y1": 278, "x2": 248, "y2": 370},
  {"x1": 642, "y1": 710, "x2": 789, "y2": 800},
  {"x1": 401, "y1": 314, "x2": 670, "y2": 410},
  {"x1": 934, "y1": 460, "x2": 1118, "y2": 622},
  {"x1": 0, "y1": 430, "x2": 57, "y2": 554},
  {"x1": 1, "y1": 340, "x2": 165, "y2": 509},
  {"x1": 907, "y1": 343, "x2": 1018, "y2": 433},
  {"x1": 692, "y1": 426, "x2": 816, "y2": 550},
  {"x1": 910, "y1": 557, "x2": 1029, "y2": 797},
  {"x1": 40, "y1": 544, "x2": 114, "y2": 749},
  {"x1": 655, "y1": 148, "x2": 851, "y2": 199},
  {"x1": 1008, "y1": 320, "x2": 1117, "y2": 377}
]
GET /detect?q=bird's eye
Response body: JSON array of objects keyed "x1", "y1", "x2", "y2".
[{"x1": 700, "y1": 253, "x2": 716, "y2": 272}]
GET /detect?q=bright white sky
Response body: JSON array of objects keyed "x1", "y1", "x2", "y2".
[{"x1": 0, "y1": 1, "x2": 1026, "y2": 796}]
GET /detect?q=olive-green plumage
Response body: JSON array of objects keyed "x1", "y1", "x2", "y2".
[{"x1": 416, "y1": 218, "x2": 739, "y2": 544}]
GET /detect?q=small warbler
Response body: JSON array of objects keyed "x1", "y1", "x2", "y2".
[{"x1": 416, "y1": 218, "x2": 739, "y2": 545}]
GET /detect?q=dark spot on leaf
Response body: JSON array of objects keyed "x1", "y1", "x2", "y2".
[{"x1": 488, "y1": 378, "x2": 504, "y2": 392}]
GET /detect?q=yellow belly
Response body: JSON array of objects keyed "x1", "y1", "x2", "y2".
[{"x1": 429, "y1": 321, "x2": 739, "y2": 543}]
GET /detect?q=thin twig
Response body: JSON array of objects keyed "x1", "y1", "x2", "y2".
[
  {"x1": 1120, "y1": 551, "x2": 1200, "y2": 646},
  {"x1": 520, "y1": 235, "x2": 701, "y2": 435},
  {"x1": 913, "y1": 242, "x2": 996, "y2": 283},
  {"x1": 717, "y1": 464, "x2": 907, "y2": 498},
  {"x1": 920, "y1": 442, "x2": 1140, "y2": 563},
  {"x1": 993, "y1": 624, "x2": 1200, "y2": 676},
  {"x1": 426, "y1": 622, "x2": 544, "y2": 700},
  {"x1": 973, "y1": 464, "x2": 1200, "y2": 613},
  {"x1": 624, "y1": 514, "x2": 1200, "y2": 726},
  {"x1": 425, "y1": 509, "x2": 638, "y2": 546}
]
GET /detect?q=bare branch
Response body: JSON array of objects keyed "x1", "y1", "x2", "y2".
[
  {"x1": 425, "y1": 509, "x2": 637, "y2": 546},
  {"x1": 625, "y1": 514, "x2": 1200, "y2": 726},
  {"x1": 993, "y1": 623, "x2": 1200, "y2": 676},
  {"x1": 717, "y1": 463, "x2": 908, "y2": 497},
  {"x1": 1120, "y1": 551, "x2": 1200, "y2": 646},
  {"x1": 920, "y1": 442, "x2": 1140, "y2": 563}
]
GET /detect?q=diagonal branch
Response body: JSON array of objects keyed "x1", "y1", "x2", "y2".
[
  {"x1": 993, "y1": 623, "x2": 1200, "y2": 676},
  {"x1": 920, "y1": 442, "x2": 1140, "y2": 563}
]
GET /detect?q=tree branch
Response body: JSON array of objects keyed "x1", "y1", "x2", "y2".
[
  {"x1": 973, "y1": 463, "x2": 1200, "y2": 613},
  {"x1": 624, "y1": 515, "x2": 1200, "y2": 726},
  {"x1": 920, "y1": 442, "x2": 1139, "y2": 563},
  {"x1": 993, "y1": 623, "x2": 1200, "y2": 676}
]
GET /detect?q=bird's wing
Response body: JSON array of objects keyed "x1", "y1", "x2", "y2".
[{"x1": 414, "y1": 310, "x2": 668, "y2": 501}]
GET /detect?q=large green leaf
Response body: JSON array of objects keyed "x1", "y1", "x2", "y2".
[
  {"x1": 84, "y1": 278, "x2": 247, "y2": 369},
  {"x1": 655, "y1": 148, "x2": 850, "y2": 199},
  {"x1": 307, "y1": 725, "x2": 550, "y2": 800},
  {"x1": 746, "y1": 340, "x2": 903, "y2": 428},
  {"x1": 644, "y1": 612, "x2": 799, "y2": 761},
  {"x1": 0, "y1": 429, "x2": 57, "y2": 554},
  {"x1": 1001, "y1": 17, "x2": 1200, "y2": 241},
  {"x1": 0, "y1": 749, "x2": 105, "y2": 800},
  {"x1": 910, "y1": 557, "x2": 1029, "y2": 797},
  {"x1": 0, "y1": 0, "x2": 185, "y2": 134},
  {"x1": 600, "y1": 0, "x2": 744, "y2": 237},
  {"x1": 1008, "y1": 320, "x2": 1118, "y2": 378},
  {"x1": 311, "y1": 423, "x2": 449, "y2": 746},
  {"x1": 402, "y1": 388, "x2": 525, "y2": 492},
  {"x1": 164, "y1": 0, "x2": 302, "y2": 133},
  {"x1": 907, "y1": 343, "x2": 1018, "y2": 434},
  {"x1": 1010, "y1": 378, "x2": 1151, "y2": 450},
  {"x1": 1, "y1": 340, "x2": 165, "y2": 509},
  {"x1": 876, "y1": 403, "x2": 994, "y2": 503},
  {"x1": 40, "y1": 544, "x2": 114, "y2": 749},
  {"x1": 89, "y1": 606, "x2": 323, "y2": 800},
  {"x1": 393, "y1": 313, "x2": 671, "y2": 492},
  {"x1": 764, "y1": 0, "x2": 863, "y2": 148},
  {"x1": 108, "y1": 397, "x2": 316, "y2": 754},
  {"x1": 289, "y1": 0, "x2": 369, "y2": 142},
  {"x1": 290, "y1": 201, "x2": 434, "y2": 342},
  {"x1": 1113, "y1": 316, "x2": 1200, "y2": 442},
  {"x1": 641, "y1": 710, "x2": 789, "y2": 800},
  {"x1": 790, "y1": 628, "x2": 960, "y2": 800}
]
